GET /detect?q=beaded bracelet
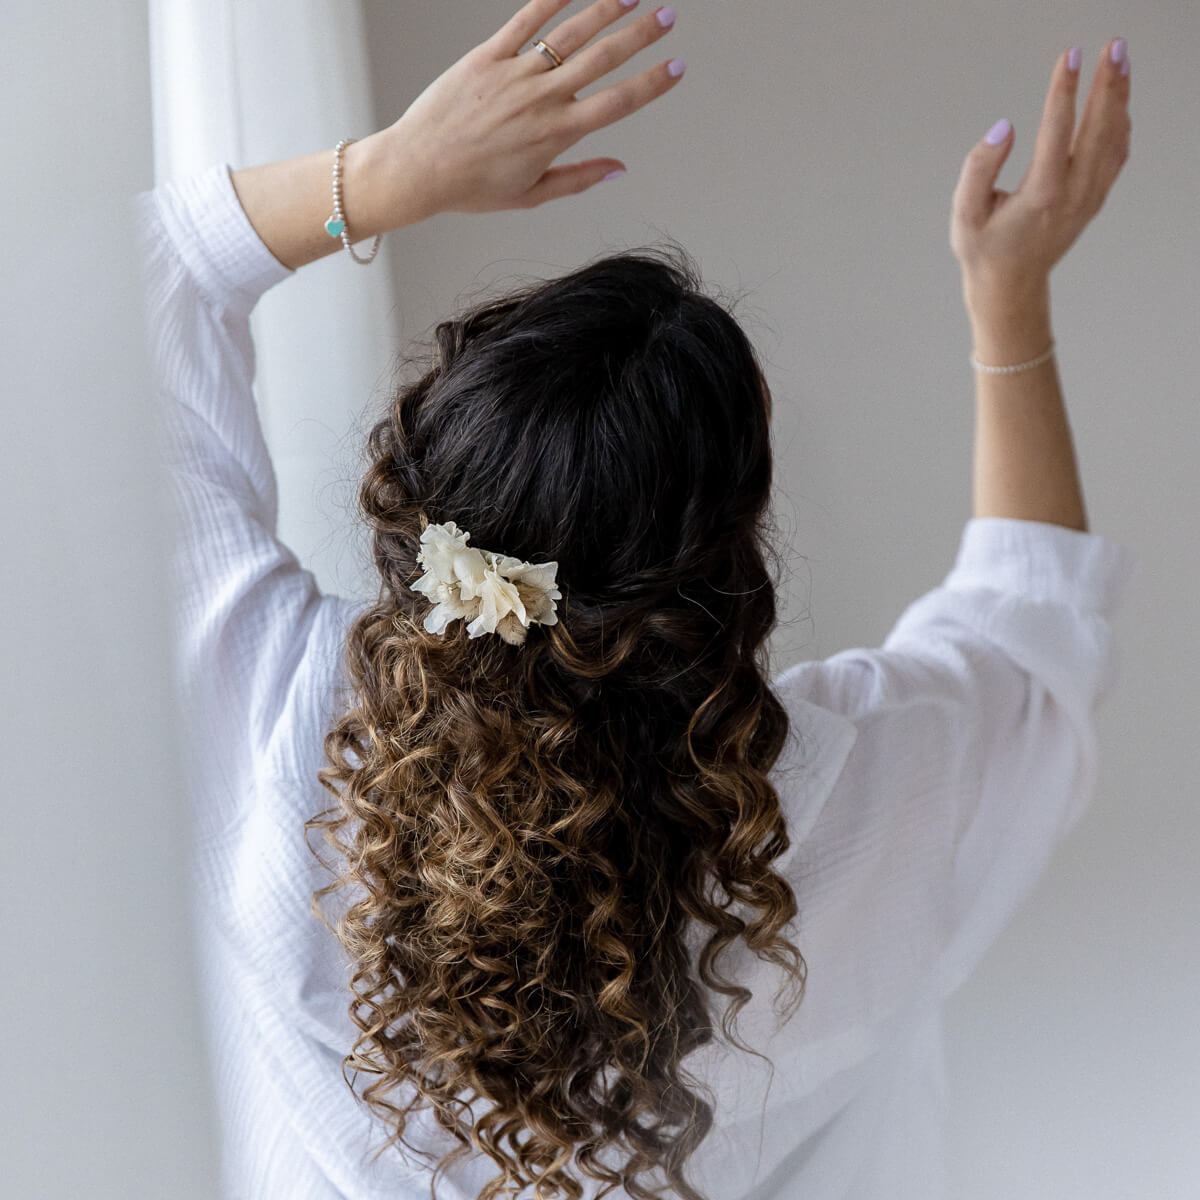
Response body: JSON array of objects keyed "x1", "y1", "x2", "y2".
[
  {"x1": 324, "y1": 138, "x2": 382, "y2": 265},
  {"x1": 969, "y1": 340, "x2": 1056, "y2": 374}
]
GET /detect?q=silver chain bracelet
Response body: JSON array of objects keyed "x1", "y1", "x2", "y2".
[{"x1": 324, "y1": 138, "x2": 382, "y2": 266}]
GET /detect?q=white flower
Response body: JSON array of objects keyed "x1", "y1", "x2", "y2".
[{"x1": 410, "y1": 522, "x2": 561, "y2": 645}]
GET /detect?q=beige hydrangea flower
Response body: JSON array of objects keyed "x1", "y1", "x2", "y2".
[
  {"x1": 410, "y1": 522, "x2": 561, "y2": 645},
  {"x1": 410, "y1": 522, "x2": 487, "y2": 636}
]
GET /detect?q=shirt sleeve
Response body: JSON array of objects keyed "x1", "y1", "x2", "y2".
[
  {"x1": 775, "y1": 517, "x2": 1135, "y2": 1003},
  {"x1": 134, "y1": 164, "x2": 368, "y2": 837}
]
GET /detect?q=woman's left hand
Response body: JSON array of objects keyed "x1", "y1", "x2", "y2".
[{"x1": 380, "y1": 0, "x2": 684, "y2": 220}]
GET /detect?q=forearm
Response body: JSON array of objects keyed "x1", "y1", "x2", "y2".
[
  {"x1": 228, "y1": 133, "x2": 430, "y2": 272},
  {"x1": 967, "y1": 284, "x2": 1088, "y2": 532}
]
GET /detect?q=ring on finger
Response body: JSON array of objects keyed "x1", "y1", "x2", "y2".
[{"x1": 530, "y1": 38, "x2": 565, "y2": 67}]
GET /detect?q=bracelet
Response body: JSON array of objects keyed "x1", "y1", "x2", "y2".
[
  {"x1": 969, "y1": 340, "x2": 1056, "y2": 374},
  {"x1": 324, "y1": 138, "x2": 382, "y2": 266}
]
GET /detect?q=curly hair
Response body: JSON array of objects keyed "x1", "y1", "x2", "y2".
[{"x1": 306, "y1": 245, "x2": 806, "y2": 1200}]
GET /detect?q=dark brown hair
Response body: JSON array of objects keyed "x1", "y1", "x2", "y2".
[{"x1": 307, "y1": 245, "x2": 804, "y2": 1199}]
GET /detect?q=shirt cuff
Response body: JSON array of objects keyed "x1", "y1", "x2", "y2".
[
  {"x1": 141, "y1": 163, "x2": 294, "y2": 318},
  {"x1": 944, "y1": 517, "x2": 1136, "y2": 619}
]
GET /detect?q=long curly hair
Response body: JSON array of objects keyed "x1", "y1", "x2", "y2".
[{"x1": 307, "y1": 245, "x2": 805, "y2": 1200}]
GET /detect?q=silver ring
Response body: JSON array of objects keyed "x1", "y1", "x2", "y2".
[{"x1": 531, "y1": 38, "x2": 564, "y2": 68}]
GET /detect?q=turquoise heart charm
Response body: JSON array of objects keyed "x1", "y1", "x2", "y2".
[{"x1": 324, "y1": 217, "x2": 345, "y2": 238}]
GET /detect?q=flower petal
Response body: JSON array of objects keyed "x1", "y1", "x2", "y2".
[
  {"x1": 451, "y1": 547, "x2": 489, "y2": 598},
  {"x1": 474, "y1": 569, "x2": 526, "y2": 633},
  {"x1": 417, "y1": 521, "x2": 473, "y2": 581}
]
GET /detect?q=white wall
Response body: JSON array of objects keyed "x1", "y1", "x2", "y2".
[
  {"x1": 355, "y1": 1, "x2": 1199, "y2": 1195},
  {"x1": 0, "y1": 4, "x2": 219, "y2": 1197}
]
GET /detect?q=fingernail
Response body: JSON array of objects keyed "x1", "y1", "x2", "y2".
[
  {"x1": 985, "y1": 117, "x2": 1011, "y2": 145},
  {"x1": 619, "y1": 0, "x2": 638, "y2": 7},
  {"x1": 1110, "y1": 37, "x2": 1127, "y2": 65},
  {"x1": 1121, "y1": 55, "x2": 1130, "y2": 77},
  {"x1": 656, "y1": 6, "x2": 676, "y2": 28},
  {"x1": 667, "y1": 57, "x2": 686, "y2": 77},
  {"x1": 1067, "y1": 46, "x2": 1081, "y2": 72},
  {"x1": 602, "y1": 169, "x2": 627, "y2": 182}
]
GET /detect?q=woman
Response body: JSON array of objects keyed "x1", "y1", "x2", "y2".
[{"x1": 137, "y1": 1, "x2": 1134, "y2": 1197}]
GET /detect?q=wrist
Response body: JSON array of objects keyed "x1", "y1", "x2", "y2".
[
  {"x1": 965, "y1": 280, "x2": 1054, "y2": 367},
  {"x1": 342, "y1": 131, "x2": 434, "y2": 238}
]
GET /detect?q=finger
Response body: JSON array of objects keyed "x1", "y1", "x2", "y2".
[
  {"x1": 1068, "y1": 37, "x2": 1132, "y2": 212},
  {"x1": 951, "y1": 117, "x2": 1015, "y2": 229},
  {"x1": 565, "y1": 56, "x2": 685, "y2": 136},
  {"x1": 1020, "y1": 46, "x2": 1081, "y2": 202},
  {"x1": 553, "y1": 4, "x2": 677, "y2": 93},
  {"x1": 512, "y1": 0, "x2": 643, "y2": 75},
  {"x1": 483, "y1": 0, "x2": 573, "y2": 60},
  {"x1": 518, "y1": 158, "x2": 628, "y2": 207}
]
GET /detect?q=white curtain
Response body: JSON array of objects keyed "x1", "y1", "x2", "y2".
[
  {"x1": 2, "y1": 3, "x2": 220, "y2": 1196},
  {"x1": 148, "y1": 0, "x2": 398, "y2": 601}
]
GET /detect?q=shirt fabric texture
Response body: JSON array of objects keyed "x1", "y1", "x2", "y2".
[{"x1": 135, "y1": 162, "x2": 1135, "y2": 1200}]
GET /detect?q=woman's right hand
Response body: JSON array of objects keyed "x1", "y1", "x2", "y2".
[{"x1": 950, "y1": 39, "x2": 1132, "y2": 327}]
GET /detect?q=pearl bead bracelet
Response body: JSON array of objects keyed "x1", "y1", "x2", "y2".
[
  {"x1": 969, "y1": 340, "x2": 1056, "y2": 374},
  {"x1": 325, "y1": 138, "x2": 382, "y2": 265}
]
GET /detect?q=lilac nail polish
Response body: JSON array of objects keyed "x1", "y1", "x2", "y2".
[
  {"x1": 1067, "y1": 46, "x2": 1081, "y2": 72},
  {"x1": 985, "y1": 117, "x2": 1011, "y2": 145},
  {"x1": 1110, "y1": 38, "x2": 1127, "y2": 65},
  {"x1": 656, "y1": 6, "x2": 676, "y2": 28},
  {"x1": 619, "y1": 0, "x2": 638, "y2": 7},
  {"x1": 602, "y1": 169, "x2": 627, "y2": 182},
  {"x1": 667, "y1": 57, "x2": 686, "y2": 77}
]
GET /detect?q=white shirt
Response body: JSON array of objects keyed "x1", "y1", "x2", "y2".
[{"x1": 136, "y1": 163, "x2": 1135, "y2": 1200}]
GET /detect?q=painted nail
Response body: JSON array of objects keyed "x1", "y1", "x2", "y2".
[
  {"x1": 1067, "y1": 46, "x2": 1081, "y2": 72},
  {"x1": 667, "y1": 57, "x2": 686, "y2": 77},
  {"x1": 656, "y1": 6, "x2": 676, "y2": 28},
  {"x1": 985, "y1": 117, "x2": 1011, "y2": 145},
  {"x1": 619, "y1": 0, "x2": 638, "y2": 7},
  {"x1": 1110, "y1": 38, "x2": 1127, "y2": 65},
  {"x1": 602, "y1": 169, "x2": 627, "y2": 181}
]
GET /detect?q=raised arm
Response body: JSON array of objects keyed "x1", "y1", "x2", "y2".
[
  {"x1": 141, "y1": 0, "x2": 686, "y2": 795},
  {"x1": 950, "y1": 39, "x2": 1132, "y2": 532},
  {"x1": 229, "y1": 0, "x2": 685, "y2": 271}
]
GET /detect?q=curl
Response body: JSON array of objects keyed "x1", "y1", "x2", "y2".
[{"x1": 306, "y1": 246, "x2": 806, "y2": 1199}]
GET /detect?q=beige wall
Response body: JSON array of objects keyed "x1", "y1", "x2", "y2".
[{"x1": 359, "y1": 2, "x2": 1199, "y2": 1195}]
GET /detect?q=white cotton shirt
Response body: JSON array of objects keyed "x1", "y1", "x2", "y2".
[{"x1": 135, "y1": 163, "x2": 1135, "y2": 1200}]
